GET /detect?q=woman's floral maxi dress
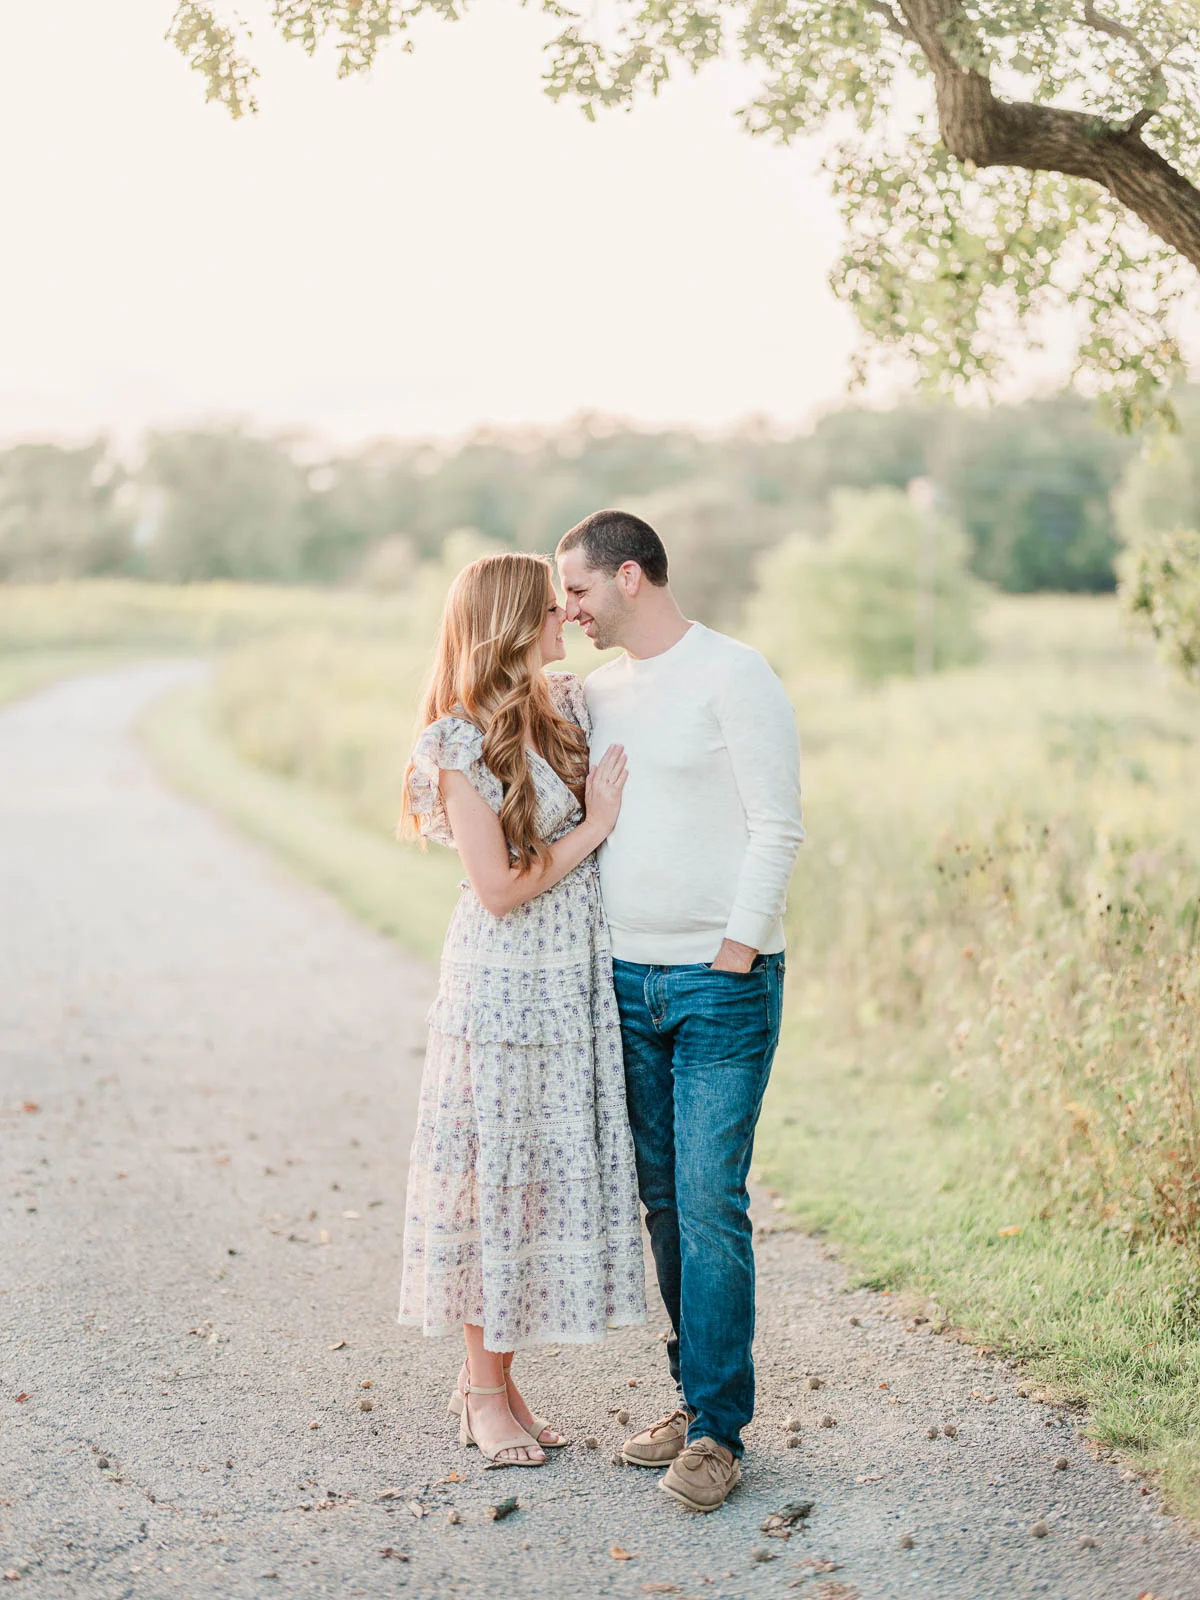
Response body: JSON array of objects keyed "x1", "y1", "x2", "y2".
[{"x1": 399, "y1": 672, "x2": 646, "y2": 1351}]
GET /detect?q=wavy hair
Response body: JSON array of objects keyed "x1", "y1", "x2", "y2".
[{"x1": 399, "y1": 551, "x2": 589, "y2": 871}]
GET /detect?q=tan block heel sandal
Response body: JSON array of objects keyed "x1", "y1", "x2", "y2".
[
  {"x1": 456, "y1": 1380, "x2": 546, "y2": 1467},
  {"x1": 448, "y1": 1376, "x2": 569, "y2": 1449}
]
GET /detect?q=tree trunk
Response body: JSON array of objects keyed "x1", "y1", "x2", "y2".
[{"x1": 898, "y1": 0, "x2": 1200, "y2": 270}]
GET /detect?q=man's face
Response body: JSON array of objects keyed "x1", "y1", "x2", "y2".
[{"x1": 557, "y1": 548, "x2": 628, "y2": 651}]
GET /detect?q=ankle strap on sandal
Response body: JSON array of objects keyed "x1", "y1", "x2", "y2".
[{"x1": 464, "y1": 1381, "x2": 507, "y2": 1395}]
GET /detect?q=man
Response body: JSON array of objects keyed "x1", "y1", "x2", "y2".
[{"x1": 556, "y1": 508, "x2": 804, "y2": 1513}]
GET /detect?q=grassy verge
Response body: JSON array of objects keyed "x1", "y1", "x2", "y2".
[
  {"x1": 141, "y1": 681, "x2": 460, "y2": 965},
  {"x1": 756, "y1": 1022, "x2": 1200, "y2": 1516},
  {"x1": 0, "y1": 649, "x2": 145, "y2": 708}
]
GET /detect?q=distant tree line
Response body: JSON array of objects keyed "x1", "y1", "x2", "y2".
[{"x1": 2, "y1": 393, "x2": 1196, "y2": 624}]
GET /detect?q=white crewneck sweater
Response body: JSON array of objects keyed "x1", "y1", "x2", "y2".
[{"x1": 583, "y1": 623, "x2": 804, "y2": 965}]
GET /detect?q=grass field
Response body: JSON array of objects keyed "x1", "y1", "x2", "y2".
[
  {"x1": 4, "y1": 576, "x2": 1200, "y2": 1514},
  {"x1": 142, "y1": 679, "x2": 460, "y2": 964}
]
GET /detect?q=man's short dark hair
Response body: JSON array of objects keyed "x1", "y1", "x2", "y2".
[{"x1": 556, "y1": 509, "x2": 669, "y2": 587}]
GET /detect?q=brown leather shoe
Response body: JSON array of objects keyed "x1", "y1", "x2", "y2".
[
  {"x1": 620, "y1": 1407, "x2": 691, "y2": 1467},
  {"x1": 659, "y1": 1437, "x2": 741, "y2": 1512}
]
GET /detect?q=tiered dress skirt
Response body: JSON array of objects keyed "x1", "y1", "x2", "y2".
[{"x1": 399, "y1": 853, "x2": 646, "y2": 1351}]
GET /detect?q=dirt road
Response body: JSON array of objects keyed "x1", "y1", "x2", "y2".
[{"x1": 2, "y1": 664, "x2": 1197, "y2": 1599}]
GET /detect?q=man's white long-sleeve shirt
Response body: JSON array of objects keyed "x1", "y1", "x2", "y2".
[{"x1": 583, "y1": 622, "x2": 804, "y2": 965}]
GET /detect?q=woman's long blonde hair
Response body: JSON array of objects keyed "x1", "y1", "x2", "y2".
[{"x1": 399, "y1": 551, "x2": 589, "y2": 871}]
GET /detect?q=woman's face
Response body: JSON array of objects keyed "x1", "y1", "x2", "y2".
[{"x1": 539, "y1": 589, "x2": 567, "y2": 665}]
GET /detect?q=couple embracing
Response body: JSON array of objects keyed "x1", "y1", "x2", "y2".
[{"x1": 398, "y1": 510, "x2": 804, "y2": 1512}]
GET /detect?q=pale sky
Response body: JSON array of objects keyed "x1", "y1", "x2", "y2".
[{"x1": 0, "y1": 1, "x2": 1190, "y2": 450}]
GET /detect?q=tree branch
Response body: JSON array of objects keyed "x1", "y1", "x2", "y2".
[
  {"x1": 868, "y1": 0, "x2": 917, "y2": 43},
  {"x1": 1080, "y1": 0, "x2": 1157, "y2": 70},
  {"x1": 897, "y1": 0, "x2": 1200, "y2": 271}
]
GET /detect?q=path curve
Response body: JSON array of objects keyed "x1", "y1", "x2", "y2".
[{"x1": 1, "y1": 663, "x2": 1196, "y2": 1600}]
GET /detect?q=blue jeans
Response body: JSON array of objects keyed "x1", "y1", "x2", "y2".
[{"x1": 612, "y1": 953, "x2": 785, "y2": 1458}]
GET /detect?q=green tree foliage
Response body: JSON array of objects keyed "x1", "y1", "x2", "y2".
[
  {"x1": 1114, "y1": 388, "x2": 1200, "y2": 683},
  {"x1": 0, "y1": 441, "x2": 131, "y2": 581},
  {"x1": 1113, "y1": 385, "x2": 1200, "y2": 544},
  {"x1": 1119, "y1": 528, "x2": 1200, "y2": 682},
  {"x1": 932, "y1": 396, "x2": 1134, "y2": 592},
  {"x1": 170, "y1": 0, "x2": 1199, "y2": 427},
  {"x1": 0, "y1": 400, "x2": 1170, "y2": 594},
  {"x1": 744, "y1": 485, "x2": 983, "y2": 681},
  {"x1": 141, "y1": 427, "x2": 312, "y2": 582}
]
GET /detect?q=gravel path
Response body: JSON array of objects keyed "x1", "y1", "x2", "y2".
[{"x1": 2, "y1": 662, "x2": 1198, "y2": 1600}]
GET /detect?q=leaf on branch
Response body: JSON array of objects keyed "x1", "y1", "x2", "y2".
[{"x1": 166, "y1": 2, "x2": 260, "y2": 118}]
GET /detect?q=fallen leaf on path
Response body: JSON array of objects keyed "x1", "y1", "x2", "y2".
[
  {"x1": 378, "y1": 1548, "x2": 409, "y2": 1561},
  {"x1": 610, "y1": 1545, "x2": 634, "y2": 1560},
  {"x1": 328, "y1": 1340, "x2": 347, "y2": 1350},
  {"x1": 641, "y1": 1585, "x2": 679, "y2": 1594},
  {"x1": 761, "y1": 1502, "x2": 813, "y2": 1532},
  {"x1": 22, "y1": 1103, "x2": 39, "y2": 1114},
  {"x1": 376, "y1": 1489, "x2": 405, "y2": 1501},
  {"x1": 14, "y1": 1394, "x2": 30, "y2": 1404},
  {"x1": 407, "y1": 1501, "x2": 425, "y2": 1518}
]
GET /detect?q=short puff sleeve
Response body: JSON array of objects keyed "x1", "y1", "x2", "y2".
[
  {"x1": 406, "y1": 717, "x2": 503, "y2": 849},
  {"x1": 547, "y1": 671, "x2": 591, "y2": 737}
]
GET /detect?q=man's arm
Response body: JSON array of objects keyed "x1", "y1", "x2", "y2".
[{"x1": 710, "y1": 651, "x2": 805, "y2": 973}]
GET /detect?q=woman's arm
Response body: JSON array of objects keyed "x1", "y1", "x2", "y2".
[{"x1": 439, "y1": 745, "x2": 626, "y2": 918}]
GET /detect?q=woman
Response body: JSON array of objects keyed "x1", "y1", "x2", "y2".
[{"x1": 398, "y1": 551, "x2": 646, "y2": 1467}]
